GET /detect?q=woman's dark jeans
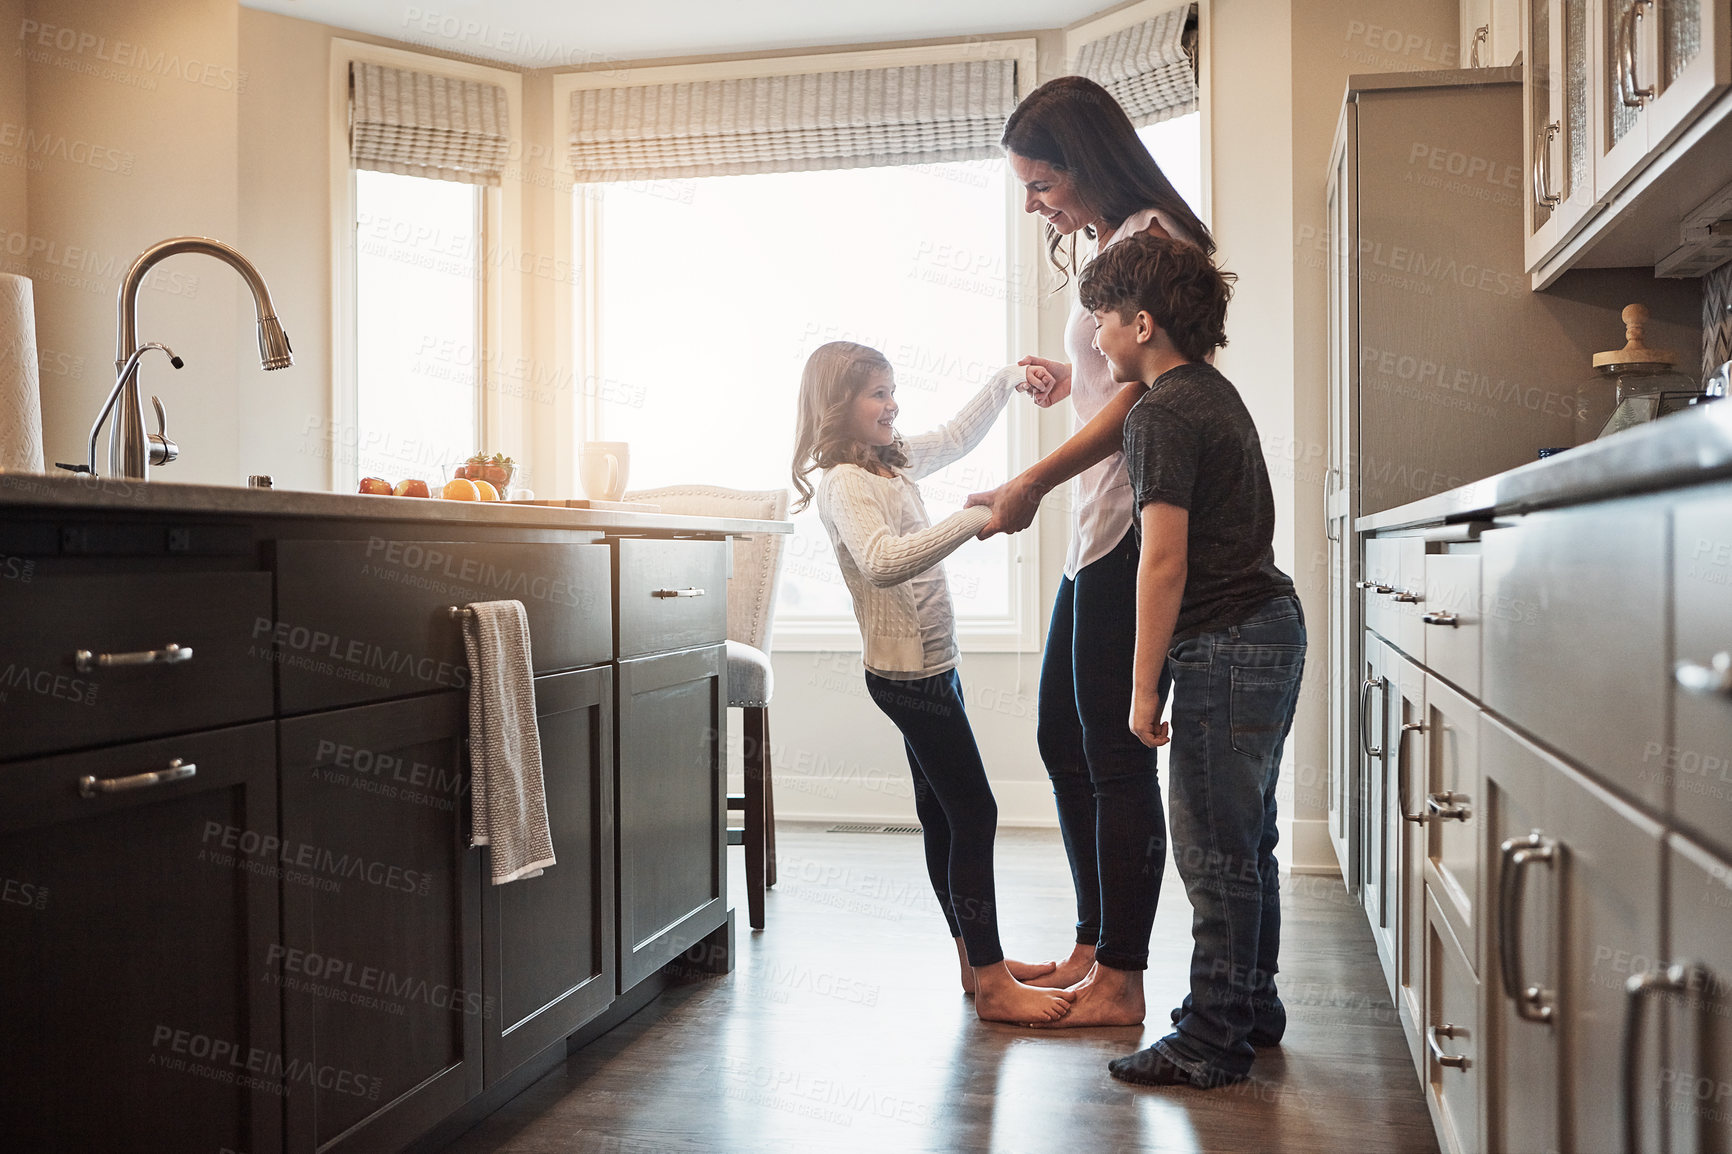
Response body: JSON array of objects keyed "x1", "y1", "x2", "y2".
[
  {"x1": 1037, "y1": 529, "x2": 1167, "y2": 971},
  {"x1": 1151, "y1": 594, "x2": 1306, "y2": 1086},
  {"x1": 864, "y1": 669, "x2": 1004, "y2": 967}
]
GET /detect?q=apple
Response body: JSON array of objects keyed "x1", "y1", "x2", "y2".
[
  {"x1": 358, "y1": 476, "x2": 393, "y2": 495},
  {"x1": 393, "y1": 478, "x2": 430, "y2": 498}
]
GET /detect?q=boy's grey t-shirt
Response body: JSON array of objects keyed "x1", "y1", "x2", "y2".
[{"x1": 1122, "y1": 361, "x2": 1296, "y2": 641}]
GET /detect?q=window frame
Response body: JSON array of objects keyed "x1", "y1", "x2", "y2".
[
  {"x1": 551, "y1": 39, "x2": 1043, "y2": 652},
  {"x1": 326, "y1": 38, "x2": 524, "y2": 490}
]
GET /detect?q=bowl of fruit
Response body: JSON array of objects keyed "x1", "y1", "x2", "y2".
[{"x1": 455, "y1": 452, "x2": 515, "y2": 494}]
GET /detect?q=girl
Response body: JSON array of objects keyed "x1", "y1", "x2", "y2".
[
  {"x1": 966, "y1": 75, "x2": 1215, "y2": 1028},
  {"x1": 791, "y1": 340, "x2": 1070, "y2": 1026}
]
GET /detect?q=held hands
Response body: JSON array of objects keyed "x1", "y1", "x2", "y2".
[
  {"x1": 1017, "y1": 355, "x2": 1072, "y2": 407},
  {"x1": 966, "y1": 473, "x2": 1045, "y2": 540},
  {"x1": 1129, "y1": 691, "x2": 1169, "y2": 749}
]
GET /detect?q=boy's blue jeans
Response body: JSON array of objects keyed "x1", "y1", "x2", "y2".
[{"x1": 1151, "y1": 594, "x2": 1306, "y2": 1086}]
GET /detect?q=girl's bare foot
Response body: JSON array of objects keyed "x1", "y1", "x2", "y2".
[
  {"x1": 1025, "y1": 942, "x2": 1097, "y2": 988},
  {"x1": 971, "y1": 962, "x2": 1076, "y2": 1025},
  {"x1": 1033, "y1": 962, "x2": 1145, "y2": 1028},
  {"x1": 956, "y1": 938, "x2": 1057, "y2": 993}
]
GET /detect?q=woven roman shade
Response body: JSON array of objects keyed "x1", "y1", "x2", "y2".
[
  {"x1": 568, "y1": 58, "x2": 1019, "y2": 183},
  {"x1": 1075, "y1": 4, "x2": 1199, "y2": 128},
  {"x1": 350, "y1": 62, "x2": 510, "y2": 186}
]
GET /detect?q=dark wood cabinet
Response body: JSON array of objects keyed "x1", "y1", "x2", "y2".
[
  {"x1": 0, "y1": 569, "x2": 274, "y2": 760},
  {"x1": 615, "y1": 644, "x2": 727, "y2": 990},
  {"x1": 278, "y1": 694, "x2": 483, "y2": 1154},
  {"x1": 481, "y1": 666, "x2": 616, "y2": 1084},
  {"x1": 0, "y1": 722, "x2": 283, "y2": 1154},
  {"x1": 273, "y1": 540, "x2": 612, "y2": 714}
]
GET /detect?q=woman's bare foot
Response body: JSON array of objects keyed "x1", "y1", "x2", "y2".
[
  {"x1": 1025, "y1": 943, "x2": 1097, "y2": 988},
  {"x1": 956, "y1": 938, "x2": 1057, "y2": 993},
  {"x1": 1033, "y1": 962, "x2": 1145, "y2": 1028},
  {"x1": 971, "y1": 963, "x2": 1076, "y2": 1025}
]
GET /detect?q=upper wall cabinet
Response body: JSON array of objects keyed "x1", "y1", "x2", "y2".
[
  {"x1": 1524, "y1": 0, "x2": 1598, "y2": 268},
  {"x1": 1465, "y1": 0, "x2": 1524, "y2": 67},
  {"x1": 1523, "y1": 0, "x2": 1732, "y2": 278},
  {"x1": 1595, "y1": 0, "x2": 1730, "y2": 201}
]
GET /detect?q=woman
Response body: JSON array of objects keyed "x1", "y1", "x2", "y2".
[{"x1": 969, "y1": 75, "x2": 1214, "y2": 1028}]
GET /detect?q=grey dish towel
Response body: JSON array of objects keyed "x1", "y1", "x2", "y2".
[{"x1": 459, "y1": 600, "x2": 556, "y2": 885}]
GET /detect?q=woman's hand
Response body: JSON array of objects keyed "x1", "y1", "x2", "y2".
[
  {"x1": 1017, "y1": 355, "x2": 1072, "y2": 407},
  {"x1": 966, "y1": 473, "x2": 1047, "y2": 539},
  {"x1": 1129, "y1": 690, "x2": 1169, "y2": 748}
]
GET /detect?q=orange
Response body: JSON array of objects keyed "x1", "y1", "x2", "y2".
[
  {"x1": 472, "y1": 479, "x2": 500, "y2": 501},
  {"x1": 442, "y1": 477, "x2": 480, "y2": 501}
]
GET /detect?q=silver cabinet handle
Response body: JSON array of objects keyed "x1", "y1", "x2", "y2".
[
  {"x1": 1359, "y1": 677, "x2": 1385, "y2": 758},
  {"x1": 1470, "y1": 24, "x2": 1489, "y2": 68},
  {"x1": 1323, "y1": 468, "x2": 1340, "y2": 542},
  {"x1": 78, "y1": 757, "x2": 196, "y2": 798},
  {"x1": 1498, "y1": 831, "x2": 1557, "y2": 1023},
  {"x1": 1534, "y1": 122, "x2": 1562, "y2": 208},
  {"x1": 1355, "y1": 580, "x2": 1393, "y2": 593},
  {"x1": 1397, "y1": 721, "x2": 1428, "y2": 824},
  {"x1": 1676, "y1": 652, "x2": 1732, "y2": 697},
  {"x1": 1623, "y1": 963, "x2": 1693, "y2": 1154},
  {"x1": 651, "y1": 587, "x2": 706, "y2": 599},
  {"x1": 1427, "y1": 1023, "x2": 1470, "y2": 1069},
  {"x1": 74, "y1": 642, "x2": 193, "y2": 673},
  {"x1": 1427, "y1": 790, "x2": 1472, "y2": 822},
  {"x1": 1422, "y1": 612, "x2": 1460, "y2": 628},
  {"x1": 1391, "y1": 589, "x2": 1423, "y2": 604},
  {"x1": 1628, "y1": 0, "x2": 1654, "y2": 104}
]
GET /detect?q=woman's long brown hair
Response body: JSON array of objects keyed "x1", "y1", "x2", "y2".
[
  {"x1": 1001, "y1": 75, "x2": 1213, "y2": 286},
  {"x1": 790, "y1": 341, "x2": 908, "y2": 512}
]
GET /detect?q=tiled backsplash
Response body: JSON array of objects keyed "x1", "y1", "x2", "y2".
[{"x1": 1705, "y1": 261, "x2": 1732, "y2": 382}]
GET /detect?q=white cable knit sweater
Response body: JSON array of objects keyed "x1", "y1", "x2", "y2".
[{"x1": 816, "y1": 366, "x2": 1021, "y2": 677}]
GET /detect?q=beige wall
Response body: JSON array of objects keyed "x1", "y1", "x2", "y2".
[
  {"x1": 236, "y1": 8, "x2": 331, "y2": 489},
  {"x1": 20, "y1": 0, "x2": 241, "y2": 481},
  {"x1": 0, "y1": 0, "x2": 28, "y2": 242},
  {"x1": 1210, "y1": 0, "x2": 1459, "y2": 870}
]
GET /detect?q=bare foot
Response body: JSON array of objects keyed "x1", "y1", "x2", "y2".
[
  {"x1": 956, "y1": 939, "x2": 1057, "y2": 993},
  {"x1": 971, "y1": 963, "x2": 1076, "y2": 1025},
  {"x1": 1025, "y1": 943, "x2": 1097, "y2": 988},
  {"x1": 1006, "y1": 958, "x2": 1058, "y2": 983},
  {"x1": 1032, "y1": 963, "x2": 1145, "y2": 1028}
]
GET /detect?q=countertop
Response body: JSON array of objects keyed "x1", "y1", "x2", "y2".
[
  {"x1": 0, "y1": 471, "x2": 792, "y2": 536},
  {"x1": 1356, "y1": 399, "x2": 1732, "y2": 533}
]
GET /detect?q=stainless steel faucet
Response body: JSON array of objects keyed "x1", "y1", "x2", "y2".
[{"x1": 108, "y1": 237, "x2": 292, "y2": 480}]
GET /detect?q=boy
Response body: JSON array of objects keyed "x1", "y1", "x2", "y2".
[{"x1": 1077, "y1": 233, "x2": 1306, "y2": 1088}]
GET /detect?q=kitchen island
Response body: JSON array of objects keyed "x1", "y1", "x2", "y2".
[
  {"x1": 0, "y1": 472, "x2": 790, "y2": 1154},
  {"x1": 1340, "y1": 400, "x2": 1732, "y2": 1154}
]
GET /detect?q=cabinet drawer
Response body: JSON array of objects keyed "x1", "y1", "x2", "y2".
[
  {"x1": 1364, "y1": 536, "x2": 1401, "y2": 644},
  {"x1": 274, "y1": 540, "x2": 612, "y2": 714},
  {"x1": 1426, "y1": 891, "x2": 1480, "y2": 1154},
  {"x1": 0, "y1": 570, "x2": 273, "y2": 761},
  {"x1": 614, "y1": 538, "x2": 728, "y2": 660},
  {"x1": 1482, "y1": 498, "x2": 1668, "y2": 807},
  {"x1": 1422, "y1": 552, "x2": 1481, "y2": 698},
  {"x1": 1671, "y1": 490, "x2": 1732, "y2": 861},
  {"x1": 1425, "y1": 674, "x2": 1481, "y2": 962}
]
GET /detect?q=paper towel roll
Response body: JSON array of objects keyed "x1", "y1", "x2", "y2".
[{"x1": 0, "y1": 273, "x2": 45, "y2": 474}]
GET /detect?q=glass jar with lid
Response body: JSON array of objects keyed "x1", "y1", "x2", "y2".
[{"x1": 1591, "y1": 303, "x2": 1702, "y2": 439}]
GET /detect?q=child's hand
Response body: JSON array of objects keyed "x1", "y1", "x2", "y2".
[
  {"x1": 1129, "y1": 691, "x2": 1169, "y2": 748},
  {"x1": 1017, "y1": 355, "x2": 1072, "y2": 407}
]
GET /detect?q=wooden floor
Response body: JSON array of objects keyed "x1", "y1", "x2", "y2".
[{"x1": 442, "y1": 824, "x2": 1439, "y2": 1154}]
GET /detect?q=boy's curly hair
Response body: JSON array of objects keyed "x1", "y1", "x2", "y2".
[{"x1": 1077, "y1": 234, "x2": 1235, "y2": 364}]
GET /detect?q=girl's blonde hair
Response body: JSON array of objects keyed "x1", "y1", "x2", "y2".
[{"x1": 790, "y1": 341, "x2": 908, "y2": 511}]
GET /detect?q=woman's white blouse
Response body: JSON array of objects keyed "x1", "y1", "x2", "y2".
[{"x1": 1062, "y1": 206, "x2": 1192, "y2": 579}]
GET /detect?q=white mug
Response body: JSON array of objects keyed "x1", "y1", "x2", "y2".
[{"x1": 579, "y1": 441, "x2": 629, "y2": 501}]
